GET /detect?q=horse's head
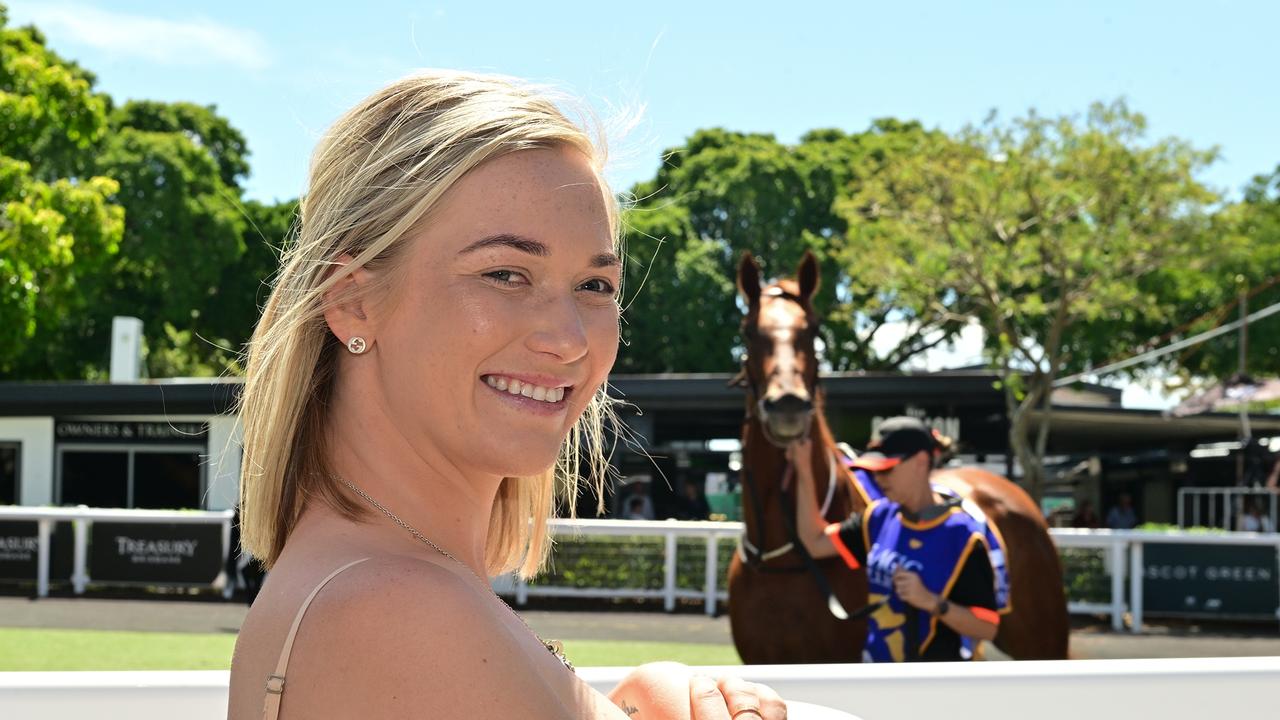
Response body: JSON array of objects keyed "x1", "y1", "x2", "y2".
[{"x1": 736, "y1": 250, "x2": 821, "y2": 448}]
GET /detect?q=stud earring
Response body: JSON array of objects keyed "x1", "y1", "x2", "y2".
[{"x1": 346, "y1": 336, "x2": 368, "y2": 355}]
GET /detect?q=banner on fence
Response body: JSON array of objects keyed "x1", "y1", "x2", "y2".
[
  {"x1": 90, "y1": 522, "x2": 224, "y2": 584},
  {"x1": 1143, "y1": 543, "x2": 1280, "y2": 618},
  {"x1": 0, "y1": 521, "x2": 75, "y2": 582}
]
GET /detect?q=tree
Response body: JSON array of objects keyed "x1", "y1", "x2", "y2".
[
  {"x1": 842, "y1": 101, "x2": 1219, "y2": 501},
  {"x1": 44, "y1": 101, "x2": 251, "y2": 379},
  {"x1": 1164, "y1": 167, "x2": 1280, "y2": 381},
  {"x1": 0, "y1": 9, "x2": 123, "y2": 377},
  {"x1": 619, "y1": 124, "x2": 965, "y2": 373}
]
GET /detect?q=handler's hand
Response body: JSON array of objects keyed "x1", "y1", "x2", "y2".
[
  {"x1": 892, "y1": 567, "x2": 937, "y2": 611},
  {"x1": 785, "y1": 438, "x2": 814, "y2": 482},
  {"x1": 690, "y1": 674, "x2": 787, "y2": 720}
]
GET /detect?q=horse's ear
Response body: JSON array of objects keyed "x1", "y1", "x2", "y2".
[
  {"x1": 737, "y1": 252, "x2": 762, "y2": 306},
  {"x1": 797, "y1": 250, "x2": 820, "y2": 303}
]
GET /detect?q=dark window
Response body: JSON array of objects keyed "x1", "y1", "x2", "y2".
[
  {"x1": 0, "y1": 443, "x2": 18, "y2": 504},
  {"x1": 61, "y1": 451, "x2": 128, "y2": 507},
  {"x1": 133, "y1": 452, "x2": 202, "y2": 509}
]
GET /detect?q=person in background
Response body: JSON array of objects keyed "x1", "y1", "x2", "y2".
[
  {"x1": 1106, "y1": 493, "x2": 1138, "y2": 530},
  {"x1": 676, "y1": 480, "x2": 711, "y2": 521},
  {"x1": 1237, "y1": 501, "x2": 1274, "y2": 533},
  {"x1": 1071, "y1": 500, "x2": 1100, "y2": 529},
  {"x1": 792, "y1": 417, "x2": 1003, "y2": 662}
]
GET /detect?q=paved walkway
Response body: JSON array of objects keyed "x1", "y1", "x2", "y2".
[{"x1": 3, "y1": 595, "x2": 1279, "y2": 659}]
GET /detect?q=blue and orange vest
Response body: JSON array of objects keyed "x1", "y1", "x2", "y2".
[
  {"x1": 849, "y1": 467, "x2": 1011, "y2": 614},
  {"x1": 856, "y1": 497, "x2": 1008, "y2": 662}
]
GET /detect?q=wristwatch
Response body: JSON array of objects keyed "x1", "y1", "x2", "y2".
[{"x1": 933, "y1": 598, "x2": 950, "y2": 616}]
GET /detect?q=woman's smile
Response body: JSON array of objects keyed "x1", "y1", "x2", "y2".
[{"x1": 481, "y1": 373, "x2": 574, "y2": 417}]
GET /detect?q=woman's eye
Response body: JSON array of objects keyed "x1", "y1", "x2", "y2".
[
  {"x1": 579, "y1": 278, "x2": 618, "y2": 297},
  {"x1": 483, "y1": 270, "x2": 527, "y2": 287}
]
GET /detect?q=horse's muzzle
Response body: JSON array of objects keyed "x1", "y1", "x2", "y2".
[{"x1": 758, "y1": 393, "x2": 814, "y2": 446}]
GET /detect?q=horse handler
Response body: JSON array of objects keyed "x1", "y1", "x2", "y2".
[{"x1": 791, "y1": 416, "x2": 1004, "y2": 662}]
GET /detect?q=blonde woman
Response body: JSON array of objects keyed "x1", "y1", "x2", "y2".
[{"x1": 226, "y1": 71, "x2": 788, "y2": 719}]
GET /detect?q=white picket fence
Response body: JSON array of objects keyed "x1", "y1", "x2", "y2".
[{"x1": 3, "y1": 507, "x2": 1279, "y2": 633}]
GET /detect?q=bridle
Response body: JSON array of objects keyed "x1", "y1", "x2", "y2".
[{"x1": 733, "y1": 298, "x2": 855, "y2": 619}]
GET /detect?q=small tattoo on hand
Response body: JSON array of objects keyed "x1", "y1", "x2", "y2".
[{"x1": 619, "y1": 699, "x2": 639, "y2": 717}]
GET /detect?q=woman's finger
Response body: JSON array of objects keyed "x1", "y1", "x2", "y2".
[
  {"x1": 716, "y1": 677, "x2": 784, "y2": 720},
  {"x1": 753, "y1": 682, "x2": 788, "y2": 720},
  {"x1": 689, "y1": 674, "x2": 733, "y2": 720}
]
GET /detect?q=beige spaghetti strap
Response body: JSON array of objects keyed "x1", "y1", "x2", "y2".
[{"x1": 262, "y1": 557, "x2": 370, "y2": 720}]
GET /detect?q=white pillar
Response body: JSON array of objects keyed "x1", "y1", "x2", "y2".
[
  {"x1": 704, "y1": 532, "x2": 719, "y2": 617},
  {"x1": 204, "y1": 415, "x2": 242, "y2": 511},
  {"x1": 72, "y1": 518, "x2": 89, "y2": 594},
  {"x1": 36, "y1": 519, "x2": 51, "y2": 598},
  {"x1": 1109, "y1": 540, "x2": 1126, "y2": 632},
  {"x1": 664, "y1": 532, "x2": 678, "y2": 612},
  {"x1": 109, "y1": 316, "x2": 144, "y2": 383},
  {"x1": 1129, "y1": 541, "x2": 1144, "y2": 633}
]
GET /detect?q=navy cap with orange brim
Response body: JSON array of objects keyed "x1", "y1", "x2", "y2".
[{"x1": 845, "y1": 416, "x2": 937, "y2": 472}]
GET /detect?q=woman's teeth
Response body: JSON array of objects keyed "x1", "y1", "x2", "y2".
[{"x1": 484, "y1": 376, "x2": 566, "y2": 403}]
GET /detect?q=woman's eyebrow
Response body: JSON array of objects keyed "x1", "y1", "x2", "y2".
[
  {"x1": 591, "y1": 252, "x2": 621, "y2": 268},
  {"x1": 459, "y1": 233, "x2": 620, "y2": 268},
  {"x1": 458, "y1": 233, "x2": 548, "y2": 257}
]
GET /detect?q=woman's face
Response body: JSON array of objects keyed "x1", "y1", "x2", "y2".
[{"x1": 365, "y1": 146, "x2": 619, "y2": 478}]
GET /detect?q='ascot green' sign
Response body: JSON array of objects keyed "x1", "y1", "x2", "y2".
[{"x1": 1143, "y1": 543, "x2": 1279, "y2": 619}]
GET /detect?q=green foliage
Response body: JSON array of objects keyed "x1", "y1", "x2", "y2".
[
  {"x1": 534, "y1": 535, "x2": 736, "y2": 591},
  {"x1": 109, "y1": 100, "x2": 250, "y2": 191},
  {"x1": 0, "y1": 8, "x2": 296, "y2": 379},
  {"x1": 619, "y1": 124, "x2": 966, "y2": 372},
  {"x1": 0, "y1": 12, "x2": 107, "y2": 179},
  {"x1": 0, "y1": 12, "x2": 124, "y2": 377},
  {"x1": 1158, "y1": 166, "x2": 1280, "y2": 382},
  {"x1": 143, "y1": 323, "x2": 243, "y2": 379},
  {"x1": 841, "y1": 101, "x2": 1220, "y2": 499}
]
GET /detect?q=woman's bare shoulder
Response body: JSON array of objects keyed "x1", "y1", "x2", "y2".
[{"x1": 264, "y1": 555, "x2": 582, "y2": 719}]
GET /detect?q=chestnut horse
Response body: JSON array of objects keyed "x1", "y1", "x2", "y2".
[{"x1": 726, "y1": 251, "x2": 1069, "y2": 663}]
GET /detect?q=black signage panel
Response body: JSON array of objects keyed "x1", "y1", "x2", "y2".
[
  {"x1": 1143, "y1": 543, "x2": 1280, "y2": 618},
  {"x1": 56, "y1": 421, "x2": 207, "y2": 444},
  {"x1": 0, "y1": 521, "x2": 76, "y2": 582},
  {"x1": 90, "y1": 522, "x2": 223, "y2": 584}
]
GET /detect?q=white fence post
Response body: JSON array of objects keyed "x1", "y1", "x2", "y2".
[
  {"x1": 72, "y1": 518, "x2": 89, "y2": 594},
  {"x1": 1129, "y1": 540, "x2": 1144, "y2": 633},
  {"x1": 36, "y1": 518, "x2": 52, "y2": 598},
  {"x1": 516, "y1": 574, "x2": 528, "y2": 606},
  {"x1": 664, "y1": 531, "x2": 678, "y2": 612},
  {"x1": 1109, "y1": 540, "x2": 1126, "y2": 632},
  {"x1": 220, "y1": 518, "x2": 233, "y2": 599},
  {"x1": 704, "y1": 532, "x2": 719, "y2": 617}
]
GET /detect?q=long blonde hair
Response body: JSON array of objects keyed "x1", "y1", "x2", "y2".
[{"x1": 238, "y1": 70, "x2": 620, "y2": 577}]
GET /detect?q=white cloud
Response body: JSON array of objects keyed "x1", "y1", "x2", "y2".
[{"x1": 15, "y1": 3, "x2": 270, "y2": 71}]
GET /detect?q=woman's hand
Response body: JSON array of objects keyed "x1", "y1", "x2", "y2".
[
  {"x1": 693, "y1": 674, "x2": 786, "y2": 720},
  {"x1": 609, "y1": 662, "x2": 787, "y2": 719}
]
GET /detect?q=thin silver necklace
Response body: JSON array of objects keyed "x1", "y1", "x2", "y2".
[{"x1": 334, "y1": 474, "x2": 575, "y2": 673}]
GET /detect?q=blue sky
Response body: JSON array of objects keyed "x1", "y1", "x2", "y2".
[{"x1": 8, "y1": 0, "x2": 1280, "y2": 206}]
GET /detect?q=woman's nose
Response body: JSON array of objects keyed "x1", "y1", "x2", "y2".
[{"x1": 525, "y1": 294, "x2": 589, "y2": 362}]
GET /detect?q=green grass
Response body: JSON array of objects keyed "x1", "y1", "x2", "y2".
[
  {"x1": 0, "y1": 628, "x2": 237, "y2": 671},
  {"x1": 0, "y1": 628, "x2": 740, "y2": 671},
  {"x1": 561, "y1": 639, "x2": 741, "y2": 667}
]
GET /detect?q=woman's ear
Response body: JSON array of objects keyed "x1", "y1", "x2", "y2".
[{"x1": 322, "y1": 253, "x2": 377, "y2": 351}]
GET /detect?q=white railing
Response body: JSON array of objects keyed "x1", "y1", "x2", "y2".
[
  {"x1": 4, "y1": 507, "x2": 1279, "y2": 633},
  {"x1": 1178, "y1": 486, "x2": 1279, "y2": 531},
  {"x1": 0, "y1": 506, "x2": 234, "y2": 598},
  {"x1": 2, "y1": 658, "x2": 1277, "y2": 720}
]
